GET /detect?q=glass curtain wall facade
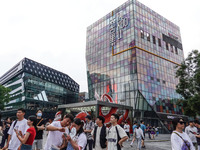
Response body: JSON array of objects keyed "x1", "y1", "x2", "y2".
[
  {"x1": 86, "y1": 0, "x2": 185, "y2": 132},
  {"x1": 0, "y1": 58, "x2": 79, "y2": 111}
]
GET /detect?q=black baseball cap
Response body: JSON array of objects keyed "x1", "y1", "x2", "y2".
[{"x1": 85, "y1": 115, "x2": 91, "y2": 120}]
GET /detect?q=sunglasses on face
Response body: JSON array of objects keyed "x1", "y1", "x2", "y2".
[{"x1": 178, "y1": 121, "x2": 185, "y2": 124}]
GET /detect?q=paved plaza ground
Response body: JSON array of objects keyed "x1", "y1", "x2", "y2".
[
  {"x1": 43, "y1": 132, "x2": 172, "y2": 150},
  {"x1": 0, "y1": 132, "x2": 171, "y2": 150},
  {"x1": 123, "y1": 134, "x2": 171, "y2": 150}
]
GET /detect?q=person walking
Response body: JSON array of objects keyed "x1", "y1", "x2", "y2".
[
  {"x1": 106, "y1": 114, "x2": 128, "y2": 150},
  {"x1": 146, "y1": 124, "x2": 151, "y2": 139},
  {"x1": 124, "y1": 122, "x2": 130, "y2": 141},
  {"x1": 134, "y1": 124, "x2": 144, "y2": 150},
  {"x1": 155, "y1": 127, "x2": 159, "y2": 136},
  {"x1": 151, "y1": 126, "x2": 156, "y2": 140},
  {"x1": 140, "y1": 120, "x2": 146, "y2": 148},
  {"x1": 84, "y1": 115, "x2": 94, "y2": 150},
  {"x1": 0, "y1": 117, "x2": 13, "y2": 148},
  {"x1": 15, "y1": 115, "x2": 37, "y2": 150},
  {"x1": 44, "y1": 114, "x2": 74, "y2": 150},
  {"x1": 2, "y1": 108, "x2": 29, "y2": 150},
  {"x1": 185, "y1": 120, "x2": 198, "y2": 148},
  {"x1": 32, "y1": 109, "x2": 45, "y2": 150},
  {"x1": 171, "y1": 117, "x2": 195, "y2": 150},
  {"x1": 91, "y1": 116, "x2": 108, "y2": 150},
  {"x1": 130, "y1": 121, "x2": 137, "y2": 147}
]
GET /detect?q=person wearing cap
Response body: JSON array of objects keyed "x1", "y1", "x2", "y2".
[
  {"x1": 84, "y1": 115, "x2": 94, "y2": 150},
  {"x1": 171, "y1": 118, "x2": 195, "y2": 150},
  {"x1": 91, "y1": 116, "x2": 108, "y2": 150},
  {"x1": 185, "y1": 120, "x2": 198, "y2": 149}
]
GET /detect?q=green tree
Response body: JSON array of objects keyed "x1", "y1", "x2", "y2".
[
  {"x1": 0, "y1": 84, "x2": 11, "y2": 110},
  {"x1": 176, "y1": 50, "x2": 200, "y2": 117}
]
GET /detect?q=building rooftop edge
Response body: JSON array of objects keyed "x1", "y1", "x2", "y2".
[{"x1": 86, "y1": 0, "x2": 180, "y2": 30}]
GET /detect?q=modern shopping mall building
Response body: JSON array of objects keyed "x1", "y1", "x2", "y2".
[
  {"x1": 0, "y1": 58, "x2": 79, "y2": 117},
  {"x1": 86, "y1": 0, "x2": 186, "y2": 132}
]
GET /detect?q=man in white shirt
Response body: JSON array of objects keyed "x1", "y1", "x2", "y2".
[
  {"x1": 171, "y1": 118, "x2": 195, "y2": 150},
  {"x1": 106, "y1": 114, "x2": 128, "y2": 150},
  {"x1": 91, "y1": 116, "x2": 108, "y2": 150},
  {"x1": 44, "y1": 114, "x2": 74, "y2": 150},
  {"x1": 2, "y1": 108, "x2": 29, "y2": 150},
  {"x1": 185, "y1": 120, "x2": 198, "y2": 148},
  {"x1": 123, "y1": 122, "x2": 130, "y2": 141}
]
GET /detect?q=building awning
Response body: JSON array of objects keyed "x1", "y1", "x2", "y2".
[
  {"x1": 157, "y1": 112, "x2": 188, "y2": 121},
  {"x1": 58, "y1": 100, "x2": 133, "y2": 110}
]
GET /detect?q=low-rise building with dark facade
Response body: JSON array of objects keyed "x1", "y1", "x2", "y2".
[{"x1": 0, "y1": 58, "x2": 79, "y2": 117}]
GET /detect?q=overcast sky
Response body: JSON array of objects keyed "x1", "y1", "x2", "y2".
[{"x1": 0, "y1": 0, "x2": 199, "y2": 92}]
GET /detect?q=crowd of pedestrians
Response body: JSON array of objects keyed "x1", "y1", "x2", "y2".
[
  {"x1": 0, "y1": 108, "x2": 199, "y2": 150},
  {"x1": 0, "y1": 109, "x2": 130, "y2": 150}
]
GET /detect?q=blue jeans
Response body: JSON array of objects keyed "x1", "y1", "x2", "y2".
[
  {"x1": 66, "y1": 142, "x2": 74, "y2": 150},
  {"x1": 21, "y1": 144, "x2": 32, "y2": 150},
  {"x1": 136, "y1": 137, "x2": 142, "y2": 150},
  {"x1": 51, "y1": 148, "x2": 59, "y2": 150}
]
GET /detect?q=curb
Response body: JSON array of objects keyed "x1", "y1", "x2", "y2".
[{"x1": 145, "y1": 140, "x2": 170, "y2": 142}]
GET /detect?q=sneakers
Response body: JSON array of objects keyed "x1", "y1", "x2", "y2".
[{"x1": 130, "y1": 144, "x2": 133, "y2": 147}]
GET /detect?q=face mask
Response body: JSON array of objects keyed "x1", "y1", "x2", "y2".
[{"x1": 37, "y1": 113, "x2": 42, "y2": 117}]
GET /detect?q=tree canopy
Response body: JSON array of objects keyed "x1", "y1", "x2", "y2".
[
  {"x1": 0, "y1": 84, "x2": 11, "y2": 110},
  {"x1": 176, "y1": 50, "x2": 200, "y2": 117}
]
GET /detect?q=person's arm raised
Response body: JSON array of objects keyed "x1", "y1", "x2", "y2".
[
  {"x1": 46, "y1": 125, "x2": 65, "y2": 132},
  {"x1": 15, "y1": 130, "x2": 30, "y2": 144}
]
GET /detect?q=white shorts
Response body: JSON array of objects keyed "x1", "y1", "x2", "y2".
[{"x1": 32, "y1": 139, "x2": 43, "y2": 150}]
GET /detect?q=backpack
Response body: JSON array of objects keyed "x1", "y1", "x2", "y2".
[
  {"x1": 13, "y1": 120, "x2": 18, "y2": 129},
  {"x1": 115, "y1": 126, "x2": 121, "y2": 150},
  {"x1": 108, "y1": 125, "x2": 122, "y2": 150}
]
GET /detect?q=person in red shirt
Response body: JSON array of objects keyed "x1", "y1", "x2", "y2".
[{"x1": 15, "y1": 115, "x2": 37, "y2": 150}]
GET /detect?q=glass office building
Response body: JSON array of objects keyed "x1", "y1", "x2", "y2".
[
  {"x1": 86, "y1": 0, "x2": 185, "y2": 132},
  {"x1": 0, "y1": 58, "x2": 79, "y2": 116}
]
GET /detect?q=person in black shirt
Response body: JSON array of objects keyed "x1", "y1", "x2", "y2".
[
  {"x1": 120, "y1": 121, "x2": 125, "y2": 128},
  {"x1": 91, "y1": 116, "x2": 108, "y2": 150},
  {"x1": 0, "y1": 117, "x2": 12, "y2": 148},
  {"x1": 32, "y1": 109, "x2": 45, "y2": 150}
]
